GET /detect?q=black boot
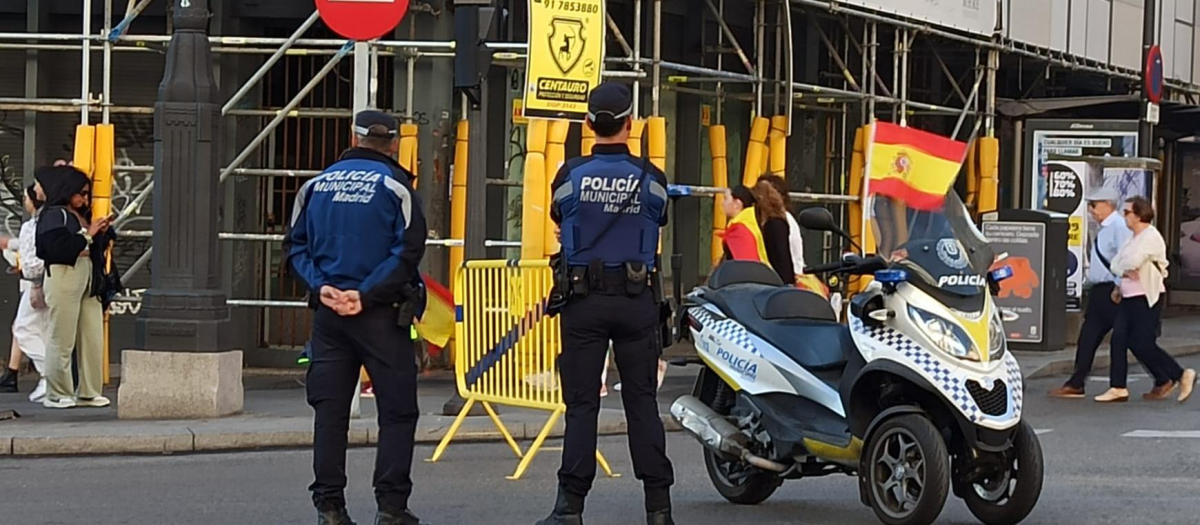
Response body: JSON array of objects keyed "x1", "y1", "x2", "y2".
[
  {"x1": 534, "y1": 487, "x2": 584, "y2": 525},
  {"x1": 0, "y1": 367, "x2": 17, "y2": 393},
  {"x1": 646, "y1": 510, "x2": 675, "y2": 525},
  {"x1": 645, "y1": 487, "x2": 673, "y2": 525},
  {"x1": 375, "y1": 507, "x2": 427, "y2": 525},
  {"x1": 317, "y1": 507, "x2": 357, "y2": 525}
]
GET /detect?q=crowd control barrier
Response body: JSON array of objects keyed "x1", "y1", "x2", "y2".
[{"x1": 427, "y1": 259, "x2": 618, "y2": 481}]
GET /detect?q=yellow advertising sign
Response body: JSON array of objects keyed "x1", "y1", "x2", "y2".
[
  {"x1": 524, "y1": 0, "x2": 605, "y2": 121},
  {"x1": 1068, "y1": 216, "x2": 1083, "y2": 246}
]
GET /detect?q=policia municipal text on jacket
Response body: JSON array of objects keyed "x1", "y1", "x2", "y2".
[
  {"x1": 286, "y1": 110, "x2": 430, "y2": 525},
  {"x1": 536, "y1": 82, "x2": 676, "y2": 525}
]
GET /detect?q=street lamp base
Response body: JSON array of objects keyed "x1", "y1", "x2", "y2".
[{"x1": 117, "y1": 350, "x2": 244, "y2": 420}]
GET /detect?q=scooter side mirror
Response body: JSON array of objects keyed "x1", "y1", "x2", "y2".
[
  {"x1": 798, "y1": 207, "x2": 839, "y2": 232},
  {"x1": 798, "y1": 207, "x2": 863, "y2": 252}
]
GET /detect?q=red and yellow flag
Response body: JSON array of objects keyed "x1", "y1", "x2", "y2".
[
  {"x1": 722, "y1": 207, "x2": 769, "y2": 263},
  {"x1": 415, "y1": 274, "x2": 455, "y2": 353},
  {"x1": 866, "y1": 122, "x2": 967, "y2": 211}
]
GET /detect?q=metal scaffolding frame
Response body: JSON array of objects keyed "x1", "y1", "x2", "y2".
[{"x1": 7, "y1": 0, "x2": 1196, "y2": 317}]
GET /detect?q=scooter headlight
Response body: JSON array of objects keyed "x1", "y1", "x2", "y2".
[
  {"x1": 989, "y1": 313, "x2": 1007, "y2": 360},
  {"x1": 907, "y1": 306, "x2": 980, "y2": 361}
]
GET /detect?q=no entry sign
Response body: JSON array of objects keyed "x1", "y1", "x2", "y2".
[{"x1": 315, "y1": 0, "x2": 410, "y2": 41}]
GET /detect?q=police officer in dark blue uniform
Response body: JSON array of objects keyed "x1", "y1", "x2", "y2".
[
  {"x1": 536, "y1": 83, "x2": 675, "y2": 525},
  {"x1": 288, "y1": 110, "x2": 430, "y2": 525}
]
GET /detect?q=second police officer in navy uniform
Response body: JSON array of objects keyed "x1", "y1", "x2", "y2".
[
  {"x1": 536, "y1": 83, "x2": 675, "y2": 525},
  {"x1": 288, "y1": 110, "x2": 430, "y2": 525}
]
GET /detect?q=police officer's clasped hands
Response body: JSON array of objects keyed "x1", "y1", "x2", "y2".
[{"x1": 319, "y1": 286, "x2": 363, "y2": 317}]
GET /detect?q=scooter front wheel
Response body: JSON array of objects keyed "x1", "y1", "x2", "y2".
[
  {"x1": 703, "y1": 448, "x2": 782, "y2": 505},
  {"x1": 864, "y1": 414, "x2": 950, "y2": 525},
  {"x1": 961, "y1": 421, "x2": 1044, "y2": 525}
]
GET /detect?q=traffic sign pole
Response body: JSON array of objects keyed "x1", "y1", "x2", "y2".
[{"x1": 1139, "y1": 1, "x2": 1158, "y2": 157}]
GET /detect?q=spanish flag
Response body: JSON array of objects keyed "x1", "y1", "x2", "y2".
[
  {"x1": 415, "y1": 274, "x2": 455, "y2": 354},
  {"x1": 866, "y1": 122, "x2": 967, "y2": 211},
  {"x1": 723, "y1": 207, "x2": 769, "y2": 263}
]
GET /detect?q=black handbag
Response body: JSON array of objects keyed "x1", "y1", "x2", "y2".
[{"x1": 91, "y1": 231, "x2": 124, "y2": 310}]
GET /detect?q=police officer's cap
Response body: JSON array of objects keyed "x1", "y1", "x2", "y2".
[
  {"x1": 354, "y1": 110, "x2": 399, "y2": 139},
  {"x1": 587, "y1": 83, "x2": 633, "y2": 124}
]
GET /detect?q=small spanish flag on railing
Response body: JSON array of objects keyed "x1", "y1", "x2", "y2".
[
  {"x1": 416, "y1": 274, "x2": 455, "y2": 353},
  {"x1": 866, "y1": 122, "x2": 968, "y2": 211}
]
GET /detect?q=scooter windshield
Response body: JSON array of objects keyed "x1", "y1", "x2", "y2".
[{"x1": 869, "y1": 190, "x2": 994, "y2": 298}]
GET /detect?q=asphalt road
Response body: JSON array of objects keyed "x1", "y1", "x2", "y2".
[{"x1": 4, "y1": 355, "x2": 1199, "y2": 525}]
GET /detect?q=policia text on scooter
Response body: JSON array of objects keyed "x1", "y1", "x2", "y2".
[{"x1": 536, "y1": 82, "x2": 676, "y2": 525}]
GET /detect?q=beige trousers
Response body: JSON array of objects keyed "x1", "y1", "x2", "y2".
[{"x1": 44, "y1": 257, "x2": 104, "y2": 402}]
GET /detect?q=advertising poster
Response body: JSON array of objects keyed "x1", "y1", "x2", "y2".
[
  {"x1": 1038, "y1": 161, "x2": 1088, "y2": 310},
  {"x1": 1025, "y1": 121, "x2": 1139, "y2": 311},
  {"x1": 1178, "y1": 147, "x2": 1200, "y2": 286},
  {"x1": 984, "y1": 222, "x2": 1046, "y2": 344},
  {"x1": 524, "y1": 0, "x2": 605, "y2": 121}
]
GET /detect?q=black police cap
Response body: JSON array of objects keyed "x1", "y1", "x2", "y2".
[
  {"x1": 354, "y1": 110, "x2": 399, "y2": 139},
  {"x1": 587, "y1": 83, "x2": 633, "y2": 123}
]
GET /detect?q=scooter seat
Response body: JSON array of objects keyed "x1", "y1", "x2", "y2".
[
  {"x1": 708, "y1": 260, "x2": 784, "y2": 289},
  {"x1": 700, "y1": 286, "x2": 849, "y2": 372},
  {"x1": 752, "y1": 287, "x2": 837, "y2": 322}
]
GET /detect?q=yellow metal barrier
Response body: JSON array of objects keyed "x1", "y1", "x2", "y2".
[{"x1": 428, "y1": 260, "x2": 618, "y2": 481}]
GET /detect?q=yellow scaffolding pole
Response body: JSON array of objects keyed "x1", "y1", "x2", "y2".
[
  {"x1": 627, "y1": 119, "x2": 646, "y2": 157},
  {"x1": 521, "y1": 120, "x2": 549, "y2": 260},
  {"x1": 450, "y1": 120, "x2": 469, "y2": 287},
  {"x1": 543, "y1": 120, "x2": 570, "y2": 257},
  {"x1": 743, "y1": 117, "x2": 770, "y2": 186},
  {"x1": 581, "y1": 122, "x2": 596, "y2": 156},
  {"x1": 769, "y1": 116, "x2": 787, "y2": 176},
  {"x1": 709, "y1": 125, "x2": 729, "y2": 266}
]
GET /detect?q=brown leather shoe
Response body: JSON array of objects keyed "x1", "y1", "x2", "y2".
[
  {"x1": 1049, "y1": 385, "x2": 1085, "y2": 399},
  {"x1": 1180, "y1": 369, "x2": 1197, "y2": 403},
  {"x1": 1142, "y1": 381, "x2": 1178, "y2": 401},
  {"x1": 1094, "y1": 388, "x2": 1130, "y2": 403}
]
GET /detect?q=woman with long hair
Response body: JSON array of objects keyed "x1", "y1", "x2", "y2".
[
  {"x1": 1094, "y1": 197, "x2": 1196, "y2": 403},
  {"x1": 752, "y1": 179, "x2": 796, "y2": 283},
  {"x1": 35, "y1": 165, "x2": 115, "y2": 409},
  {"x1": 757, "y1": 175, "x2": 805, "y2": 277},
  {"x1": 0, "y1": 185, "x2": 49, "y2": 401}
]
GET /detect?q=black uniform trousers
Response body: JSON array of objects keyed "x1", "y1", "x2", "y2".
[
  {"x1": 307, "y1": 304, "x2": 419, "y2": 512},
  {"x1": 1109, "y1": 296, "x2": 1184, "y2": 389},
  {"x1": 558, "y1": 289, "x2": 674, "y2": 510}
]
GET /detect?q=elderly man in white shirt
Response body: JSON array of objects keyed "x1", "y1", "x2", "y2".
[{"x1": 1051, "y1": 187, "x2": 1133, "y2": 398}]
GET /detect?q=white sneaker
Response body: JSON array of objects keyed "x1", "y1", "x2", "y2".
[
  {"x1": 28, "y1": 378, "x2": 47, "y2": 403},
  {"x1": 76, "y1": 395, "x2": 111, "y2": 408},
  {"x1": 43, "y1": 397, "x2": 77, "y2": 409}
]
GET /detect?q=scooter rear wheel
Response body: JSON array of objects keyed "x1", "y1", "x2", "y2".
[
  {"x1": 961, "y1": 421, "x2": 1044, "y2": 525},
  {"x1": 864, "y1": 414, "x2": 950, "y2": 525},
  {"x1": 703, "y1": 448, "x2": 782, "y2": 505}
]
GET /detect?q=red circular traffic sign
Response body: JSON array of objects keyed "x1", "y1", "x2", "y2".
[
  {"x1": 315, "y1": 0, "x2": 410, "y2": 41},
  {"x1": 1145, "y1": 45, "x2": 1164, "y2": 104}
]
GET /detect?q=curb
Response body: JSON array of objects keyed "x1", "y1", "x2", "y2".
[
  {"x1": 0, "y1": 411, "x2": 683, "y2": 458},
  {"x1": 1024, "y1": 344, "x2": 1200, "y2": 380}
]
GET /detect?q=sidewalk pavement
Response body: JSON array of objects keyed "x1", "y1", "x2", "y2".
[{"x1": 2, "y1": 317, "x2": 1198, "y2": 457}]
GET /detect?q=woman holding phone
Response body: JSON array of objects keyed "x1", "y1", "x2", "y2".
[{"x1": 34, "y1": 165, "x2": 116, "y2": 409}]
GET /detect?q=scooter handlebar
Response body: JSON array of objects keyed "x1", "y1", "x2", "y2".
[{"x1": 803, "y1": 255, "x2": 887, "y2": 276}]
